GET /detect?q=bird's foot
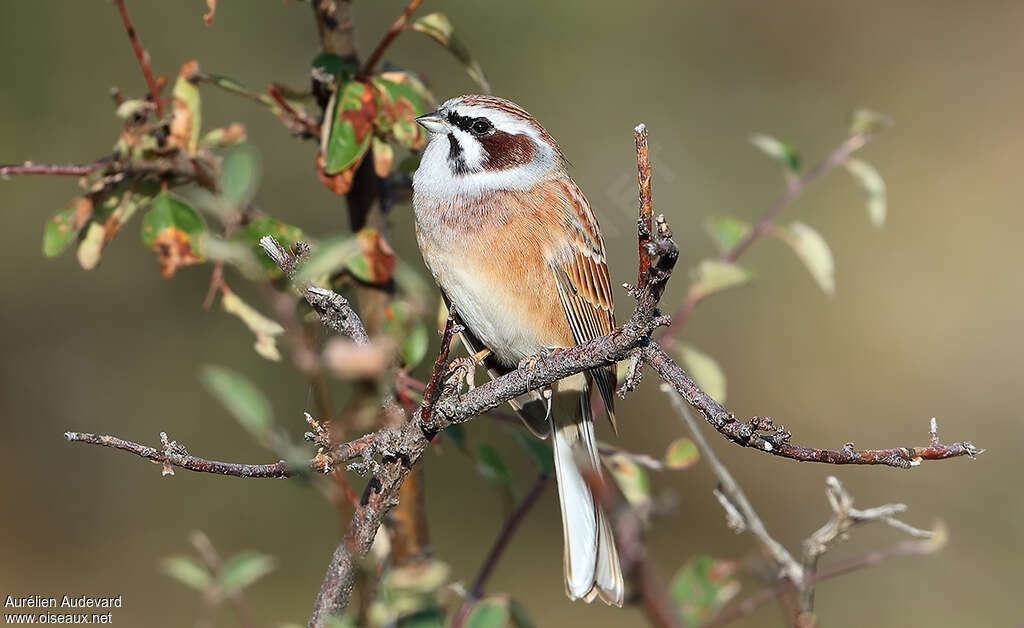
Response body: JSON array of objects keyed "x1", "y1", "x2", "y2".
[
  {"x1": 517, "y1": 346, "x2": 561, "y2": 391},
  {"x1": 443, "y1": 356, "x2": 477, "y2": 396}
]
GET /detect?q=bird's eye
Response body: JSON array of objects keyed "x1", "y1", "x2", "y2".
[{"x1": 470, "y1": 118, "x2": 493, "y2": 135}]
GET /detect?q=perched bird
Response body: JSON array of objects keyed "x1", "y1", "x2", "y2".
[{"x1": 412, "y1": 95, "x2": 623, "y2": 605}]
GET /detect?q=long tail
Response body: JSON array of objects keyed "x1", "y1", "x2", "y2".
[{"x1": 550, "y1": 374, "x2": 624, "y2": 606}]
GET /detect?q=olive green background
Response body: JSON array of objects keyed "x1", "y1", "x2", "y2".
[{"x1": 1, "y1": 1, "x2": 1020, "y2": 626}]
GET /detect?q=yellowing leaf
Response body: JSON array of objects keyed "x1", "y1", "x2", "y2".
[
  {"x1": 785, "y1": 221, "x2": 835, "y2": 295},
  {"x1": 675, "y1": 342, "x2": 727, "y2": 402},
  {"x1": 687, "y1": 260, "x2": 753, "y2": 301},
  {"x1": 170, "y1": 60, "x2": 202, "y2": 154},
  {"x1": 76, "y1": 222, "x2": 106, "y2": 270},
  {"x1": 371, "y1": 77, "x2": 426, "y2": 150},
  {"x1": 222, "y1": 291, "x2": 285, "y2": 362},
  {"x1": 372, "y1": 136, "x2": 394, "y2": 178},
  {"x1": 664, "y1": 438, "x2": 699, "y2": 470},
  {"x1": 348, "y1": 228, "x2": 396, "y2": 284},
  {"x1": 750, "y1": 133, "x2": 800, "y2": 173},
  {"x1": 605, "y1": 452, "x2": 651, "y2": 508},
  {"x1": 409, "y1": 13, "x2": 491, "y2": 93},
  {"x1": 141, "y1": 193, "x2": 206, "y2": 278},
  {"x1": 845, "y1": 158, "x2": 887, "y2": 227}
]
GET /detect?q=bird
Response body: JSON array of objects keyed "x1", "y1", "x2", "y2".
[{"x1": 411, "y1": 94, "x2": 624, "y2": 606}]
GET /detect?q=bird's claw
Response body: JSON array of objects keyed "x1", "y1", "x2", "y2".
[{"x1": 443, "y1": 357, "x2": 477, "y2": 396}]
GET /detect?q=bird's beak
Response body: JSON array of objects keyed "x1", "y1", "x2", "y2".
[{"x1": 416, "y1": 112, "x2": 447, "y2": 133}]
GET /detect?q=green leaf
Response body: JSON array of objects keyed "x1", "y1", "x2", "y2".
[
  {"x1": 199, "y1": 365, "x2": 273, "y2": 438},
  {"x1": 160, "y1": 555, "x2": 213, "y2": 592},
  {"x1": 508, "y1": 599, "x2": 536, "y2": 628},
  {"x1": 749, "y1": 133, "x2": 800, "y2": 173},
  {"x1": 221, "y1": 291, "x2": 286, "y2": 362},
  {"x1": 605, "y1": 452, "x2": 651, "y2": 508},
  {"x1": 220, "y1": 143, "x2": 261, "y2": 207},
  {"x1": 664, "y1": 438, "x2": 700, "y2": 470},
  {"x1": 476, "y1": 443, "x2": 513, "y2": 487},
  {"x1": 324, "y1": 80, "x2": 374, "y2": 175},
  {"x1": 783, "y1": 221, "x2": 835, "y2": 295},
  {"x1": 687, "y1": 259, "x2": 753, "y2": 301},
  {"x1": 43, "y1": 207, "x2": 77, "y2": 258},
  {"x1": 295, "y1": 235, "x2": 361, "y2": 283},
  {"x1": 141, "y1": 193, "x2": 206, "y2": 247},
  {"x1": 400, "y1": 320, "x2": 429, "y2": 370},
  {"x1": 675, "y1": 342, "x2": 727, "y2": 403},
  {"x1": 409, "y1": 13, "x2": 491, "y2": 93},
  {"x1": 704, "y1": 216, "x2": 751, "y2": 252},
  {"x1": 311, "y1": 53, "x2": 358, "y2": 84},
  {"x1": 220, "y1": 550, "x2": 276, "y2": 593},
  {"x1": 463, "y1": 596, "x2": 510, "y2": 628},
  {"x1": 232, "y1": 217, "x2": 304, "y2": 278},
  {"x1": 512, "y1": 431, "x2": 553, "y2": 475},
  {"x1": 326, "y1": 617, "x2": 358, "y2": 628},
  {"x1": 844, "y1": 158, "x2": 887, "y2": 227},
  {"x1": 669, "y1": 556, "x2": 739, "y2": 626},
  {"x1": 849, "y1": 108, "x2": 892, "y2": 135}
]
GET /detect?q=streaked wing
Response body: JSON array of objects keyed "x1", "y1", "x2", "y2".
[{"x1": 547, "y1": 177, "x2": 618, "y2": 431}]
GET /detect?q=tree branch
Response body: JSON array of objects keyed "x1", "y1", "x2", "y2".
[
  {"x1": 663, "y1": 387, "x2": 803, "y2": 585},
  {"x1": 0, "y1": 160, "x2": 109, "y2": 177},
  {"x1": 63, "y1": 430, "x2": 375, "y2": 479},
  {"x1": 63, "y1": 124, "x2": 980, "y2": 628},
  {"x1": 645, "y1": 342, "x2": 981, "y2": 467}
]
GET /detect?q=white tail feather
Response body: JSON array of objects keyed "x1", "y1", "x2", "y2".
[{"x1": 550, "y1": 391, "x2": 624, "y2": 606}]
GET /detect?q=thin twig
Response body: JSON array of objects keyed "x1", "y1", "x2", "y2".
[
  {"x1": 0, "y1": 160, "x2": 109, "y2": 177},
  {"x1": 645, "y1": 342, "x2": 981, "y2": 467},
  {"x1": 258, "y1": 236, "x2": 371, "y2": 346},
  {"x1": 468, "y1": 473, "x2": 550, "y2": 599},
  {"x1": 704, "y1": 528, "x2": 946, "y2": 628},
  {"x1": 64, "y1": 431, "x2": 375, "y2": 478},
  {"x1": 113, "y1": 0, "x2": 165, "y2": 117},
  {"x1": 419, "y1": 309, "x2": 460, "y2": 429},
  {"x1": 357, "y1": 0, "x2": 424, "y2": 80},
  {"x1": 662, "y1": 385, "x2": 804, "y2": 586},
  {"x1": 798, "y1": 475, "x2": 935, "y2": 612}
]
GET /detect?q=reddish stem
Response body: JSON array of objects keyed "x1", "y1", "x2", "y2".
[{"x1": 113, "y1": 0, "x2": 165, "y2": 117}]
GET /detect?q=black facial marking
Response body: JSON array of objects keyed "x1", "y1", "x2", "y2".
[
  {"x1": 447, "y1": 132, "x2": 468, "y2": 175},
  {"x1": 446, "y1": 110, "x2": 494, "y2": 137}
]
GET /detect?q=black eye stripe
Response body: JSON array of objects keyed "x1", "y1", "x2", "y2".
[{"x1": 446, "y1": 110, "x2": 492, "y2": 135}]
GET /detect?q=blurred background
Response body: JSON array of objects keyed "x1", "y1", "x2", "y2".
[{"x1": 1, "y1": 1, "x2": 1021, "y2": 626}]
